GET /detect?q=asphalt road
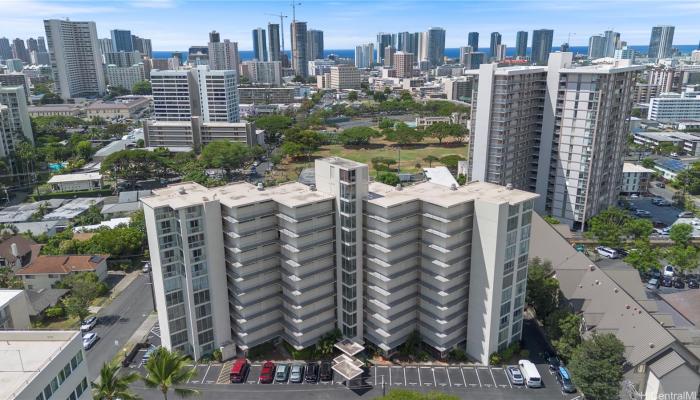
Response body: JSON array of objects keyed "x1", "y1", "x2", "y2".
[
  {"x1": 627, "y1": 197, "x2": 682, "y2": 227},
  {"x1": 85, "y1": 273, "x2": 154, "y2": 379}
]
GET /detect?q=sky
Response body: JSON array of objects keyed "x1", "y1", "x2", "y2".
[{"x1": 3, "y1": 0, "x2": 700, "y2": 51}]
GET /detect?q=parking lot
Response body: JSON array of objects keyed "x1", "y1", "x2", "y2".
[{"x1": 627, "y1": 197, "x2": 682, "y2": 227}]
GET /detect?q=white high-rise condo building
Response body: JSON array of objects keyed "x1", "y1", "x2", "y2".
[
  {"x1": 105, "y1": 63, "x2": 145, "y2": 91},
  {"x1": 208, "y1": 32, "x2": 240, "y2": 72},
  {"x1": 468, "y1": 53, "x2": 642, "y2": 230},
  {"x1": 0, "y1": 86, "x2": 34, "y2": 183},
  {"x1": 150, "y1": 70, "x2": 199, "y2": 121},
  {"x1": 44, "y1": 19, "x2": 106, "y2": 99},
  {"x1": 648, "y1": 88, "x2": 700, "y2": 123},
  {"x1": 142, "y1": 157, "x2": 538, "y2": 362},
  {"x1": 648, "y1": 25, "x2": 675, "y2": 59},
  {"x1": 252, "y1": 28, "x2": 268, "y2": 61},
  {"x1": 355, "y1": 43, "x2": 374, "y2": 69}
]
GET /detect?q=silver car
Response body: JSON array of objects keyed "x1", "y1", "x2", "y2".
[
  {"x1": 506, "y1": 365, "x2": 524, "y2": 385},
  {"x1": 289, "y1": 363, "x2": 305, "y2": 383}
]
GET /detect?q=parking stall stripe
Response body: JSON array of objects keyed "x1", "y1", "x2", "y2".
[
  {"x1": 389, "y1": 366, "x2": 392, "y2": 386},
  {"x1": 475, "y1": 368, "x2": 482, "y2": 387},
  {"x1": 418, "y1": 367, "x2": 422, "y2": 386},
  {"x1": 403, "y1": 367, "x2": 407, "y2": 386},
  {"x1": 202, "y1": 364, "x2": 212, "y2": 383},
  {"x1": 374, "y1": 366, "x2": 377, "y2": 386},
  {"x1": 431, "y1": 368, "x2": 437, "y2": 387},
  {"x1": 489, "y1": 367, "x2": 498, "y2": 387},
  {"x1": 445, "y1": 368, "x2": 452, "y2": 387},
  {"x1": 459, "y1": 367, "x2": 467, "y2": 387}
]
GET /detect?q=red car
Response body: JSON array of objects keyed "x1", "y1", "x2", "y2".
[{"x1": 260, "y1": 361, "x2": 275, "y2": 384}]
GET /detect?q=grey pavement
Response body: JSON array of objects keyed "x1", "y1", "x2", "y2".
[
  {"x1": 85, "y1": 273, "x2": 154, "y2": 379},
  {"x1": 626, "y1": 197, "x2": 682, "y2": 227}
]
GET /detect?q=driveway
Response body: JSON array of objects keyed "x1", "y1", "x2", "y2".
[{"x1": 85, "y1": 273, "x2": 154, "y2": 379}]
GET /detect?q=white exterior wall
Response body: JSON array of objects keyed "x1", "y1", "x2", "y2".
[{"x1": 0, "y1": 290, "x2": 31, "y2": 330}]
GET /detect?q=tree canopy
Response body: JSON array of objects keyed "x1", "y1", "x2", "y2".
[
  {"x1": 526, "y1": 257, "x2": 560, "y2": 318},
  {"x1": 132, "y1": 80, "x2": 152, "y2": 95},
  {"x1": 384, "y1": 122, "x2": 425, "y2": 145},
  {"x1": 586, "y1": 207, "x2": 630, "y2": 248},
  {"x1": 425, "y1": 122, "x2": 466, "y2": 144},
  {"x1": 337, "y1": 126, "x2": 380, "y2": 146},
  {"x1": 101, "y1": 150, "x2": 167, "y2": 188},
  {"x1": 568, "y1": 333, "x2": 626, "y2": 400},
  {"x1": 200, "y1": 141, "x2": 251, "y2": 178}
]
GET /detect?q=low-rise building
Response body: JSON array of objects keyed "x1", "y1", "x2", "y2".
[
  {"x1": 654, "y1": 158, "x2": 688, "y2": 181},
  {"x1": 0, "y1": 289, "x2": 31, "y2": 329},
  {"x1": 27, "y1": 104, "x2": 82, "y2": 117},
  {"x1": 47, "y1": 173, "x2": 103, "y2": 192},
  {"x1": 0, "y1": 235, "x2": 36, "y2": 270},
  {"x1": 238, "y1": 87, "x2": 296, "y2": 104},
  {"x1": 621, "y1": 163, "x2": 654, "y2": 194},
  {"x1": 633, "y1": 131, "x2": 700, "y2": 156},
  {"x1": 84, "y1": 96, "x2": 150, "y2": 119},
  {"x1": 16, "y1": 255, "x2": 108, "y2": 291},
  {"x1": 648, "y1": 89, "x2": 700, "y2": 123},
  {"x1": 144, "y1": 117, "x2": 256, "y2": 151},
  {"x1": 416, "y1": 112, "x2": 469, "y2": 129},
  {"x1": 0, "y1": 330, "x2": 91, "y2": 400}
]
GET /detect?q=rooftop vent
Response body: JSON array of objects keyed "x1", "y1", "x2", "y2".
[
  {"x1": 178, "y1": 187, "x2": 186, "y2": 195},
  {"x1": 309, "y1": 184, "x2": 316, "y2": 191},
  {"x1": 505, "y1": 183, "x2": 513, "y2": 190},
  {"x1": 649, "y1": 343, "x2": 655, "y2": 348},
  {"x1": 257, "y1": 182, "x2": 264, "y2": 191},
  {"x1": 614, "y1": 288, "x2": 619, "y2": 293},
  {"x1": 450, "y1": 183, "x2": 457, "y2": 191}
]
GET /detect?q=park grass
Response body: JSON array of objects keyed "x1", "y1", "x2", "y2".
[{"x1": 33, "y1": 315, "x2": 80, "y2": 330}]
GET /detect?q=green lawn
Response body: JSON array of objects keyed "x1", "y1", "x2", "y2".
[{"x1": 318, "y1": 143, "x2": 467, "y2": 173}]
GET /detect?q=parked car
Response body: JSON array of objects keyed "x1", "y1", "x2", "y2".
[
  {"x1": 260, "y1": 361, "x2": 275, "y2": 384},
  {"x1": 229, "y1": 358, "x2": 249, "y2": 383},
  {"x1": 319, "y1": 361, "x2": 333, "y2": 381},
  {"x1": 634, "y1": 209, "x2": 652, "y2": 217},
  {"x1": 556, "y1": 366, "x2": 577, "y2": 393},
  {"x1": 305, "y1": 362, "x2": 319, "y2": 383},
  {"x1": 655, "y1": 182, "x2": 666, "y2": 188},
  {"x1": 596, "y1": 246, "x2": 619, "y2": 259},
  {"x1": 547, "y1": 354, "x2": 562, "y2": 372},
  {"x1": 80, "y1": 316, "x2": 97, "y2": 332},
  {"x1": 614, "y1": 248, "x2": 629, "y2": 257},
  {"x1": 630, "y1": 194, "x2": 639, "y2": 199},
  {"x1": 647, "y1": 278, "x2": 660, "y2": 289},
  {"x1": 664, "y1": 265, "x2": 675, "y2": 277},
  {"x1": 674, "y1": 278, "x2": 686, "y2": 289},
  {"x1": 662, "y1": 276, "x2": 674, "y2": 287},
  {"x1": 82, "y1": 332, "x2": 98, "y2": 350},
  {"x1": 688, "y1": 279, "x2": 699, "y2": 289},
  {"x1": 518, "y1": 359, "x2": 542, "y2": 388},
  {"x1": 142, "y1": 345, "x2": 157, "y2": 363},
  {"x1": 275, "y1": 364, "x2": 290, "y2": 382},
  {"x1": 289, "y1": 364, "x2": 304, "y2": 383},
  {"x1": 506, "y1": 365, "x2": 524, "y2": 385},
  {"x1": 679, "y1": 211, "x2": 695, "y2": 218}
]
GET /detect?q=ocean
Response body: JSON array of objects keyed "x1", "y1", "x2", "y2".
[{"x1": 153, "y1": 45, "x2": 699, "y2": 61}]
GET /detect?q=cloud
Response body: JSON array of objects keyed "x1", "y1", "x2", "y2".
[
  {"x1": 3, "y1": 0, "x2": 118, "y2": 17},
  {"x1": 128, "y1": 0, "x2": 177, "y2": 8}
]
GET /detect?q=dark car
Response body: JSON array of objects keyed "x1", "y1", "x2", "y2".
[
  {"x1": 259, "y1": 361, "x2": 275, "y2": 384},
  {"x1": 662, "y1": 276, "x2": 673, "y2": 287},
  {"x1": 688, "y1": 279, "x2": 699, "y2": 289},
  {"x1": 546, "y1": 353, "x2": 562, "y2": 372},
  {"x1": 655, "y1": 182, "x2": 666, "y2": 188},
  {"x1": 614, "y1": 248, "x2": 628, "y2": 257},
  {"x1": 319, "y1": 361, "x2": 333, "y2": 381},
  {"x1": 556, "y1": 366, "x2": 577, "y2": 393},
  {"x1": 305, "y1": 362, "x2": 319, "y2": 383},
  {"x1": 674, "y1": 279, "x2": 686, "y2": 289}
]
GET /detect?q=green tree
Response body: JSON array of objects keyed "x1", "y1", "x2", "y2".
[
  {"x1": 101, "y1": 150, "x2": 167, "y2": 189},
  {"x1": 378, "y1": 118, "x2": 395, "y2": 130},
  {"x1": 105, "y1": 123, "x2": 129, "y2": 138},
  {"x1": 623, "y1": 218, "x2": 653, "y2": 240},
  {"x1": 75, "y1": 141, "x2": 94, "y2": 161},
  {"x1": 666, "y1": 245, "x2": 699, "y2": 272},
  {"x1": 568, "y1": 333, "x2": 626, "y2": 400},
  {"x1": 40, "y1": 92, "x2": 64, "y2": 104},
  {"x1": 62, "y1": 296, "x2": 90, "y2": 323},
  {"x1": 142, "y1": 347, "x2": 199, "y2": 400},
  {"x1": 641, "y1": 158, "x2": 655, "y2": 169},
  {"x1": 0, "y1": 267, "x2": 23, "y2": 289},
  {"x1": 337, "y1": 126, "x2": 380, "y2": 146},
  {"x1": 370, "y1": 157, "x2": 396, "y2": 175},
  {"x1": 526, "y1": 258, "x2": 559, "y2": 318},
  {"x1": 543, "y1": 215, "x2": 560, "y2": 225},
  {"x1": 399, "y1": 90, "x2": 413, "y2": 102},
  {"x1": 347, "y1": 91, "x2": 358, "y2": 101},
  {"x1": 423, "y1": 155, "x2": 439, "y2": 167},
  {"x1": 585, "y1": 207, "x2": 630, "y2": 248},
  {"x1": 377, "y1": 171, "x2": 400, "y2": 186},
  {"x1": 73, "y1": 204, "x2": 103, "y2": 226},
  {"x1": 132, "y1": 80, "x2": 152, "y2": 95},
  {"x1": 669, "y1": 223, "x2": 693, "y2": 246},
  {"x1": 439, "y1": 155, "x2": 465, "y2": 170},
  {"x1": 547, "y1": 311, "x2": 582, "y2": 362},
  {"x1": 384, "y1": 122, "x2": 424, "y2": 145},
  {"x1": 255, "y1": 115, "x2": 293, "y2": 133},
  {"x1": 624, "y1": 241, "x2": 662, "y2": 273},
  {"x1": 93, "y1": 361, "x2": 142, "y2": 400},
  {"x1": 200, "y1": 141, "x2": 250, "y2": 179},
  {"x1": 376, "y1": 390, "x2": 459, "y2": 400},
  {"x1": 281, "y1": 130, "x2": 323, "y2": 161},
  {"x1": 426, "y1": 122, "x2": 465, "y2": 144}
]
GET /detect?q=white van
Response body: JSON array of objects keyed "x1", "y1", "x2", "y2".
[
  {"x1": 518, "y1": 359, "x2": 542, "y2": 388},
  {"x1": 595, "y1": 246, "x2": 618, "y2": 259}
]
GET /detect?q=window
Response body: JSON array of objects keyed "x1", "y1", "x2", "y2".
[
  {"x1": 500, "y1": 301, "x2": 511, "y2": 317},
  {"x1": 516, "y1": 268, "x2": 528, "y2": 283},
  {"x1": 521, "y1": 211, "x2": 532, "y2": 226},
  {"x1": 507, "y1": 216, "x2": 518, "y2": 231},
  {"x1": 502, "y1": 273, "x2": 513, "y2": 289},
  {"x1": 43, "y1": 385, "x2": 52, "y2": 400},
  {"x1": 35, "y1": 394, "x2": 44, "y2": 400}
]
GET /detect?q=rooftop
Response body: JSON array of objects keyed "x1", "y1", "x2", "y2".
[
  {"x1": 43, "y1": 198, "x2": 105, "y2": 221},
  {"x1": 649, "y1": 350, "x2": 686, "y2": 378},
  {"x1": 16, "y1": 255, "x2": 107, "y2": 275},
  {"x1": 623, "y1": 163, "x2": 655, "y2": 174},
  {"x1": 47, "y1": 173, "x2": 102, "y2": 183},
  {"x1": 634, "y1": 131, "x2": 700, "y2": 141},
  {"x1": 0, "y1": 289, "x2": 24, "y2": 308},
  {"x1": 0, "y1": 330, "x2": 80, "y2": 400}
]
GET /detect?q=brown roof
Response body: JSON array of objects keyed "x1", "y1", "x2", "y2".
[
  {"x1": 0, "y1": 235, "x2": 36, "y2": 263},
  {"x1": 16, "y1": 255, "x2": 108, "y2": 275}
]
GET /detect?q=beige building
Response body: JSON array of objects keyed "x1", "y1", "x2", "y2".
[
  {"x1": 330, "y1": 65, "x2": 361, "y2": 90},
  {"x1": 0, "y1": 289, "x2": 31, "y2": 329},
  {"x1": 144, "y1": 117, "x2": 255, "y2": 151},
  {"x1": 394, "y1": 51, "x2": 415, "y2": 78},
  {"x1": 0, "y1": 330, "x2": 92, "y2": 400},
  {"x1": 84, "y1": 96, "x2": 150, "y2": 119},
  {"x1": 142, "y1": 157, "x2": 537, "y2": 362},
  {"x1": 47, "y1": 173, "x2": 103, "y2": 192},
  {"x1": 16, "y1": 255, "x2": 108, "y2": 291},
  {"x1": 621, "y1": 163, "x2": 654, "y2": 194},
  {"x1": 28, "y1": 104, "x2": 82, "y2": 117},
  {"x1": 238, "y1": 87, "x2": 296, "y2": 104}
]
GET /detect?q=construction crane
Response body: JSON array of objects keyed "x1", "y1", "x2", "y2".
[
  {"x1": 265, "y1": 12, "x2": 288, "y2": 56},
  {"x1": 291, "y1": 1, "x2": 301, "y2": 22}
]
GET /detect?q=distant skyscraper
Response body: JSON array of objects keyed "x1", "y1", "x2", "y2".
[
  {"x1": 426, "y1": 27, "x2": 446, "y2": 66},
  {"x1": 459, "y1": 46, "x2": 472, "y2": 65},
  {"x1": 291, "y1": 21, "x2": 308, "y2": 77},
  {"x1": 44, "y1": 19, "x2": 106, "y2": 99},
  {"x1": 376, "y1": 33, "x2": 392, "y2": 63},
  {"x1": 99, "y1": 38, "x2": 113, "y2": 56},
  {"x1": 406, "y1": 32, "x2": 420, "y2": 55},
  {"x1": 495, "y1": 44, "x2": 507, "y2": 61},
  {"x1": 588, "y1": 35, "x2": 606, "y2": 59},
  {"x1": 252, "y1": 28, "x2": 268, "y2": 61},
  {"x1": 515, "y1": 31, "x2": 528, "y2": 59},
  {"x1": 110, "y1": 29, "x2": 133, "y2": 52},
  {"x1": 208, "y1": 31, "x2": 240, "y2": 71},
  {"x1": 383, "y1": 46, "x2": 396, "y2": 67},
  {"x1": 268, "y1": 23, "x2": 281, "y2": 62},
  {"x1": 396, "y1": 32, "x2": 409, "y2": 51},
  {"x1": 209, "y1": 31, "x2": 220, "y2": 43},
  {"x1": 12, "y1": 39, "x2": 30, "y2": 63},
  {"x1": 355, "y1": 43, "x2": 374, "y2": 68},
  {"x1": 0, "y1": 38, "x2": 12, "y2": 60},
  {"x1": 37, "y1": 36, "x2": 47, "y2": 53},
  {"x1": 105, "y1": 51, "x2": 142, "y2": 67},
  {"x1": 394, "y1": 51, "x2": 414, "y2": 78},
  {"x1": 307, "y1": 29, "x2": 324, "y2": 60},
  {"x1": 489, "y1": 32, "x2": 501, "y2": 59},
  {"x1": 560, "y1": 43, "x2": 570, "y2": 52},
  {"x1": 648, "y1": 25, "x2": 674, "y2": 59},
  {"x1": 26, "y1": 38, "x2": 38, "y2": 53},
  {"x1": 531, "y1": 29, "x2": 553, "y2": 65},
  {"x1": 604, "y1": 30, "x2": 621, "y2": 58},
  {"x1": 468, "y1": 32, "x2": 479, "y2": 50},
  {"x1": 132, "y1": 36, "x2": 152, "y2": 58}
]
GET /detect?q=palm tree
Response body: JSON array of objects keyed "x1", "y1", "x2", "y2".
[
  {"x1": 92, "y1": 361, "x2": 141, "y2": 400},
  {"x1": 423, "y1": 155, "x2": 439, "y2": 167},
  {"x1": 142, "y1": 347, "x2": 198, "y2": 400}
]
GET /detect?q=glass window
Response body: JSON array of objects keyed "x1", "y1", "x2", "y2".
[
  {"x1": 521, "y1": 211, "x2": 532, "y2": 226},
  {"x1": 502, "y1": 273, "x2": 513, "y2": 289},
  {"x1": 43, "y1": 385, "x2": 51, "y2": 400},
  {"x1": 500, "y1": 301, "x2": 511, "y2": 317},
  {"x1": 35, "y1": 394, "x2": 44, "y2": 400},
  {"x1": 50, "y1": 377, "x2": 58, "y2": 392},
  {"x1": 507, "y1": 216, "x2": 519, "y2": 231}
]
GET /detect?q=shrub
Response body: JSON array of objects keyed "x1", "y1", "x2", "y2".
[
  {"x1": 377, "y1": 172, "x2": 400, "y2": 186},
  {"x1": 212, "y1": 349, "x2": 222, "y2": 362},
  {"x1": 44, "y1": 304, "x2": 65, "y2": 319},
  {"x1": 456, "y1": 174, "x2": 467, "y2": 185},
  {"x1": 448, "y1": 348, "x2": 468, "y2": 362},
  {"x1": 489, "y1": 353, "x2": 501, "y2": 365}
]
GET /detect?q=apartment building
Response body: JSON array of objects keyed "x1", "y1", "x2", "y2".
[
  {"x1": 0, "y1": 330, "x2": 91, "y2": 400},
  {"x1": 648, "y1": 89, "x2": 700, "y2": 123},
  {"x1": 0, "y1": 289, "x2": 31, "y2": 329},
  {"x1": 238, "y1": 87, "x2": 296, "y2": 104},
  {"x1": 467, "y1": 52, "x2": 641, "y2": 230},
  {"x1": 142, "y1": 157, "x2": 537, "y2": 363},
  {"x1": 330, "y1": 65, "x2": 361, "y2": 90},
  {"x1": 105, "y1": 63, "x2": 145, "y2": 91},
  {"x1": 144, "y1": 117, "x2": 255, "y2": 151},
  {"x1": 240, "y1": 61, "x2": 282, "y2": 86},
  {"x1": 150, "y1": 69, "x2": 199, "y2": 121}
]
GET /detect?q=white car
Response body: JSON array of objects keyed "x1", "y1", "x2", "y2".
[
  {"x1": 506, "y1": 365, "x2": 524, "y2": 385},
  {"x1": 82, "y1": 333, "x2": 98, "y2": 350},
  {"x1": 663, "y1": 265, "x2": 675, "y2": 277},
  {"x1": 80, "y1": 316, "x2": 97, "y2": 332}
]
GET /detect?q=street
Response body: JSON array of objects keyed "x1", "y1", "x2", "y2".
[{"x1": 85, "y1": 273, "x2": 154, "y2": 379}]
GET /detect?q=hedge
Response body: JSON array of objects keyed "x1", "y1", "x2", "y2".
[{"x1": 31, "y1": 188, "x2": 113, "y2": 201}]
